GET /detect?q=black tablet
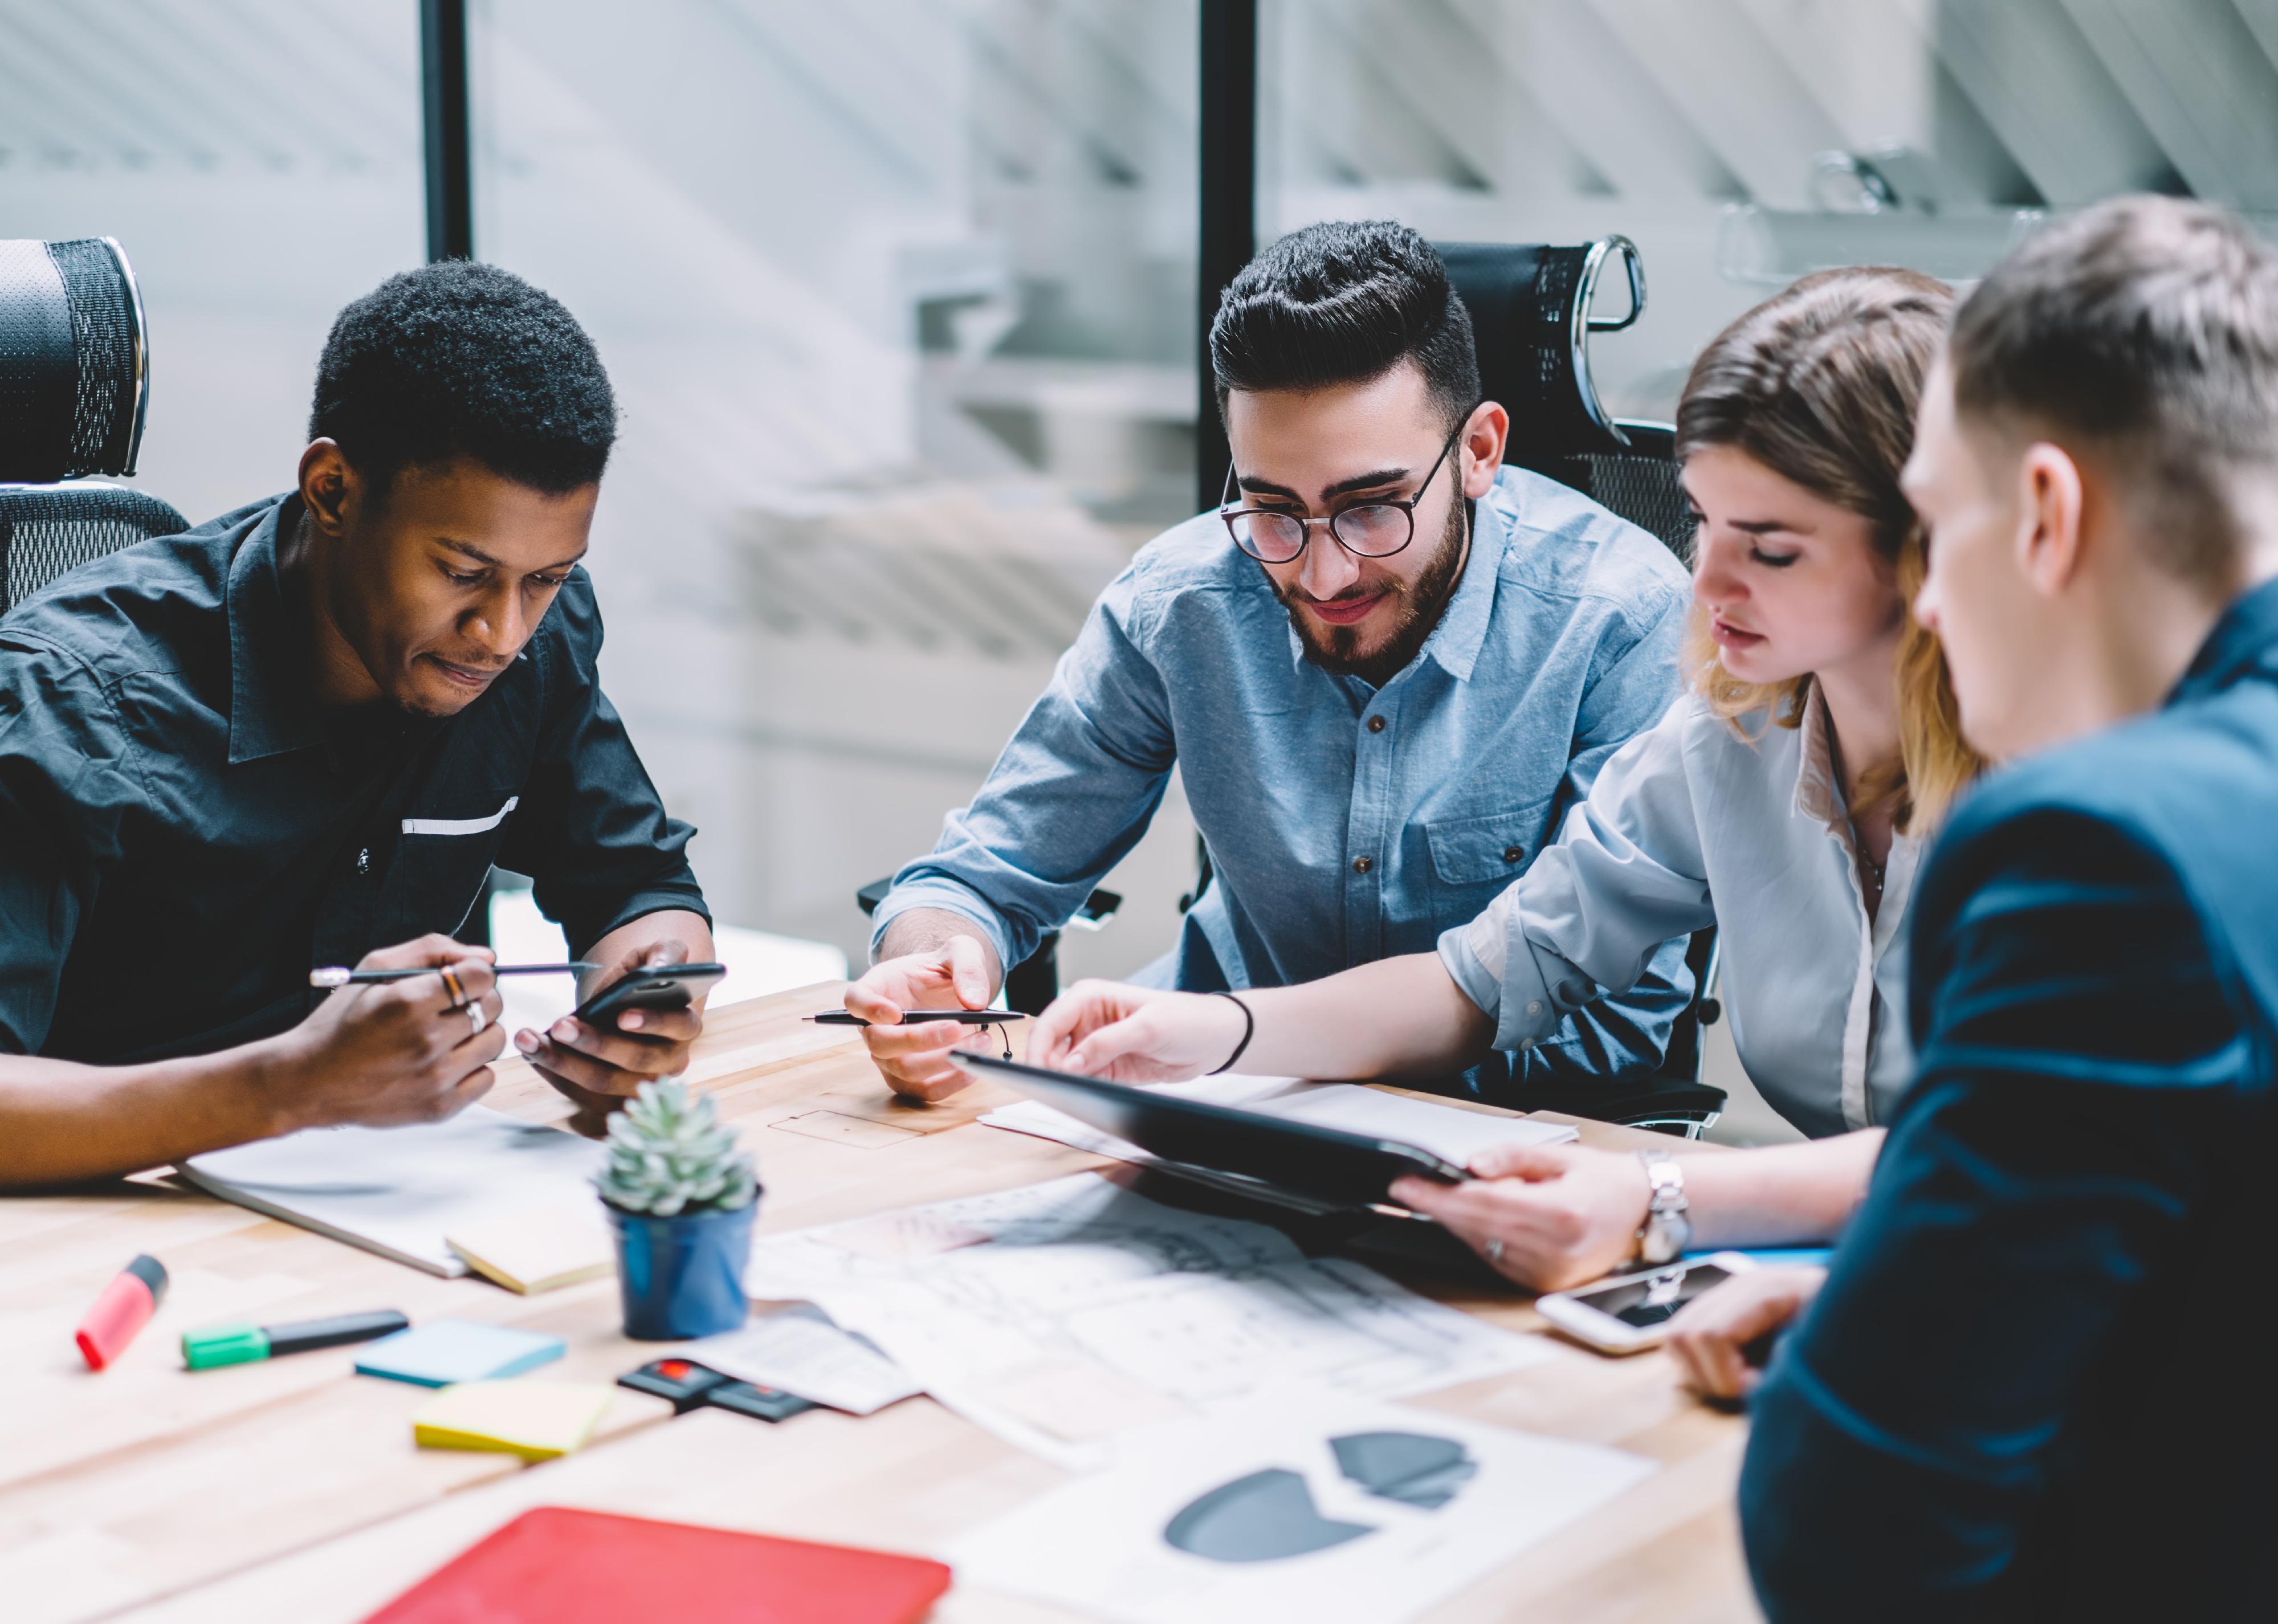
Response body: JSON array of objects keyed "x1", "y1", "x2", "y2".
[{"x1": 953, "y1": 1053, "x2": 1471, "y2": 1210}]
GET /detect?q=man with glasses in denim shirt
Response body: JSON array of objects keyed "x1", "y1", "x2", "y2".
[{"x1": 849, "y1": 221, "x2": 1693, "y2": 1101}]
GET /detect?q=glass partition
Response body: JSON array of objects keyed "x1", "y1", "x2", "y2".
[
  {"x1": 472, "y1": 0, "x2": 1202, "y2": 969},
  {"x1": 0, "y1": 0, "x2": 425, "y2": 525},
  {"x1": 1258, "y1": 0, "x2": 2278, "y2": 426}
]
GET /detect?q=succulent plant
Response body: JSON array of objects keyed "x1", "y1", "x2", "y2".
[{"x1": 594, "y1": 1079, "x2": 758, "y2": 1218}]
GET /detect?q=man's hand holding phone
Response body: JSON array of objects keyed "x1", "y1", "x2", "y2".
[{"x1": 514, "y1": 912, "x2": 717, "y2": 1113}]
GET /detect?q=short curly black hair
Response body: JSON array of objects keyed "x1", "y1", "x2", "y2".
[
  {"x1": 1210, "y1": 220, "x2": 1478, "y2": 434},
  {"x1": 309, "y1": 260, "x2": 617, "y2": 496}
]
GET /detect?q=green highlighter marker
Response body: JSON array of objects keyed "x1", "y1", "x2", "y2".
[{"x1": 182, "y1": 1309, "x2": 410, "y2": 1370}]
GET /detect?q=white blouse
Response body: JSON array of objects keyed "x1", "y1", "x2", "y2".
[{"x1": 1438, "y1": 687, "x2": 1919, "y2": 1137}]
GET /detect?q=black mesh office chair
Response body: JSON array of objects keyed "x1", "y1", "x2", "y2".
[
  {"x1": 1, "y1": 237, "x2": 187, "y2": 613},
  {"x1": 1436, "y1": 236, "x2": 1694, "y2": 561},
  {"x1": 1430, "y1": 235, "x2": 1722, "y2": 1135}
]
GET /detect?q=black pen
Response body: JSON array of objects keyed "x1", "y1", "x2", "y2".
[
  {"x1": 804, "y1": 1009, "x2": 1028, "y2": 1027},
  {"x1": 308, "y1": 962, "x2": 597, "y2": 988}
]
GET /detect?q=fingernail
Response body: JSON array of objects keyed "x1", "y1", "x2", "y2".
[
  {"x1": 620, "y1": 1011, "x2": 645, "y2": 1031},
  {"x1": 516, "y1": 1030, "x2": 540, "y2": 1053},
  {"x1": 552, "y1": 1020, "x2": 577, "y2": 1042}
]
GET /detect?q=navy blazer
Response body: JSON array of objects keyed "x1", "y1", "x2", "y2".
[{"x1": 1741, "y1": 577, "x2": 2278, "y2": 1621}]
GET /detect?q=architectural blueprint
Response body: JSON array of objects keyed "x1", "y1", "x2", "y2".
[{"x1": 743, "y1": 1172, "x2": 1558, "y2": 1468}]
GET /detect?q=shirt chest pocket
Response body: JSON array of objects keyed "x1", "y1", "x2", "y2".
[
  {"x1": 384, "y1": 793, "x2": 520, "y2": 938},
  {"x1": 1422, "y1": 804, "x2": 1550, "y2": 891}
]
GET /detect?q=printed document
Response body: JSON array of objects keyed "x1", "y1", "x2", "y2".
[
  {"x1": 946, "y1": 1395, "x2": 1654, "y2": 1624},
  {"x1": 744, "y1": 1173, "x2": 1557, "y2": 1468}
]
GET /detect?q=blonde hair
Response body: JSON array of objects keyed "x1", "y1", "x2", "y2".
[{"x1": 1676, "y1": 267, "x2": 1984, "y2": 829}]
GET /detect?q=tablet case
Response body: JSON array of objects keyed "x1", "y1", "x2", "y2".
[
  {"x1": 955, "y1": 1054, "x2": 1470, "y2": 1210},
  {"x1": 358, "y1": 1506, "x2": 952, "y2": 1624}
]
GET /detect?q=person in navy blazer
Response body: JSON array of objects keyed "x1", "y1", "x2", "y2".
[{"x1": 1708, "y1": 196, "x2": 2278, "y2": 1619}]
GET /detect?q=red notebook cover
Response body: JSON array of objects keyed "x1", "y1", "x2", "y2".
[{"x1": 360, "y1": 1506, "x2": 953, "y2": 1624}]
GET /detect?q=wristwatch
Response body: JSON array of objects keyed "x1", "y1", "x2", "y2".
[{"x1": 1633, "y1": 1149, "x2": 1693, "y2": 1267}]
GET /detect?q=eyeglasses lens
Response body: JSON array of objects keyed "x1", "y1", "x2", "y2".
[
  {"x1": 1230, "y1": 511, "x2": 1305, "y2": 563},
  {"x1": 1332, "y1": 504, "x2": 1412, "y2": 556}
]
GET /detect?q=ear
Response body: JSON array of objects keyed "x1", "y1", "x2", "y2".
[
  {"x1": 1461, "y1": 401, "x2": 1507, "y2": 499},
  {"x1": 298, "y1": 439, "x2": 361, "y2": 539},
  {"x1": 2015, "y1": 441, "x2": 2086, "y2": 599}
]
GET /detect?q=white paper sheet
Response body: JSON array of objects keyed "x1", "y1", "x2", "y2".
[
  {"x1": 981, "y1": 1079, "x2": 1576, "y2": 1171},
  {"x1": 945, "y1": 1396, "x2": 1656, "y2": 1624},
  {"x1": 686, "y1": 1305, "x2": 920, "y2": 1415},
  {"x1": 744, "y1": 1173, "x2": 1556, "y2": 1468},
  {"x1": 178, "y1": 1107, "x2": 606, "y2": 1276}
]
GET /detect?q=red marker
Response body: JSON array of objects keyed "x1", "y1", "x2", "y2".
[{"x1": 76, "y1": 1255, "x2": 168, "y2": 1371}]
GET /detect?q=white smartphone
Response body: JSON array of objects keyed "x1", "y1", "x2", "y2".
[{"x1": 1535, "y1": 1251, "x2": 1758, "y2": 1354}]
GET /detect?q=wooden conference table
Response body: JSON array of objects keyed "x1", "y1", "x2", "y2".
[{"x1": 0, "y1": 983, "x2": 1759, "y2": 1623}]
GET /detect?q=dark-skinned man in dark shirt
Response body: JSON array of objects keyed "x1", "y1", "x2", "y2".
[{"x1": 0, "y1": 262, "x2": 712, "y2": 1188}]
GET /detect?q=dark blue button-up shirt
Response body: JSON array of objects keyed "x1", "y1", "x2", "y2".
[
  {"x1": 0, "y1": 494, "x2": 707, "y2": 1064},
  {"x1": 1742, "y1": 577, "x2": 2278, "y2": 1621}
]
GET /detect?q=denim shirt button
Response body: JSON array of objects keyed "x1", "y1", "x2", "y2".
[
  {"x1": 1352, "y1": 856, "x2": 1373, "y2": 875},
  {"x1": 1366, "y1": 715, "x2": 1387, "y2": 734}
]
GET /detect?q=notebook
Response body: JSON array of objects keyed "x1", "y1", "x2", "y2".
[
  {"x1": 411, "y1": 1382, "x2": 614, "y2": 1461},
  {"x1": 447, "y1": 1202, "x2": 616, "y2": 1294},
  {"x1": 356, "y1": 1320, "x2": 566, "y2": 1386},
  {"x1": 358, "y1": 1505, "x2": 954, "y2": 1623},
  {"x1": 177, "y1": 1107, "x2": 607, "y2": 1276}
]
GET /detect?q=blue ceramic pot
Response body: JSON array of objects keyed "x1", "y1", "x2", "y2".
[{"x1": 605, "y1": 1196, "x2": 757, "y2": 1341}]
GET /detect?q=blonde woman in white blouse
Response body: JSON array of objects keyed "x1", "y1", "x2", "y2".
[{"x1": 1028, "y1": 268, "x2": 1984, "y2": 1291}]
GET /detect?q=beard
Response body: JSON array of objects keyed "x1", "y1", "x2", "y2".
[{"x1": 1270, "y1": 496, "x2": 1472, "y2": 689}]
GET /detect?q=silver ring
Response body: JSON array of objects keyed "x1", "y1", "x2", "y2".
[
  {"x1": 1485, "y1": 1239, "x2": 1505, "y2": 1263},
  {"x1": 467, "y1": 1002, "x2": 489, "y2": 1038}
]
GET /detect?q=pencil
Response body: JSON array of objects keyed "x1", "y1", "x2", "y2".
[{"x1": 804, "y1": 1009, "x2": 1027, "y2": 1026}]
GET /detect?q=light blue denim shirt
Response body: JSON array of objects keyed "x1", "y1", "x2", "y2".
[
  {"x1": 1438, "y1": 687, "x2": 1921, "y2": 1136},
  {"x1": 874, "y1": 464, "x2": 1696, "y2": 1085}
]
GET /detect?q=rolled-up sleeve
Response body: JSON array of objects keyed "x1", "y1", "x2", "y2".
[
  {"x1": 1439, "y1": 697, "x2": 1713, "y2": 1052},
  {"x1": 0, "y1": 635, "x2": 134, "y2": 1054},
  {"x1": 495, "y1": 577, "x2": 708, "y2": 955},
  {"x1": 870, "y1": 566, "x2": 1175, "y2": 970}
]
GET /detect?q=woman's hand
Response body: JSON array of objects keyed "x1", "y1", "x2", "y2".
[
  {"x1": 1665, "y1": 1266, "x2": 1826, "y2": 1402},
  {"x1": 1028, "y1": 980, "x2": 1251, "y2": 1082},
  {"x1": 1389, "y1": 1141, "x2": 1656, "y2": 1292}
]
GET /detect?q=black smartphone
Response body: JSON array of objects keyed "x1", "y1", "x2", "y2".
[{"x1": 573, "y1": 962, "x2": 728, "y2": 1026}]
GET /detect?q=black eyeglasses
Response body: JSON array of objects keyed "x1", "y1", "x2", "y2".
[{"x1": 1218, "y1": 416, "x2": 1470, "y2": 564}]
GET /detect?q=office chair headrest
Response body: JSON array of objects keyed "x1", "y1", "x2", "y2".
[
  {"x1": 1435, "y1": 237, "x2": 1645, "y2": 463},
  {"x1": 0, "y1": 238, "x2": 151, "y2": 483}
]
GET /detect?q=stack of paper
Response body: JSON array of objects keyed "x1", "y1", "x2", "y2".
[
  {"x1": 412, "y1": 1381, "x2": 614, "y2": 1461},
  {"x1": 744, "y1": 1172, "x2": 1559, "y2": 1470},
  {"x1": 356, "y1": 1320, "x2": 566, "y2": 1387}
]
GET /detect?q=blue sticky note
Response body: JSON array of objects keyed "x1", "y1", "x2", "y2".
[{"x1": 354, "y1": 1319, "x2": 565, "y2": 1387}]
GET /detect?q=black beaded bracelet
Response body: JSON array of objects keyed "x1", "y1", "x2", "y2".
[{"x1": 1206, "y1": 991, "x2": 1254, "y2": 1075}]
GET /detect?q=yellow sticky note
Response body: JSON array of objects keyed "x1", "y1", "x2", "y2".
[{"x1": 411, "y1": 1380, "x2": 613, "y2": 1462}]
